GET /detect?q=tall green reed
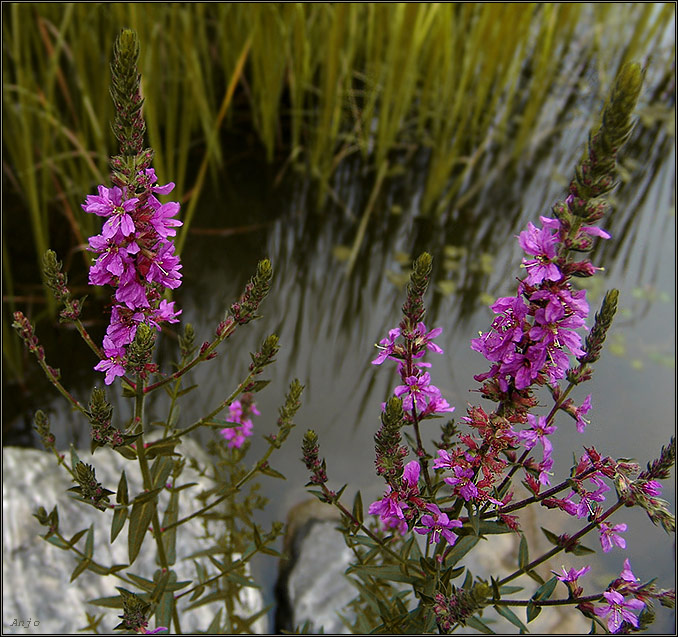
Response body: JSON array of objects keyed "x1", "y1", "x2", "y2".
[{"x1": 3, "y1": 3, "x2": 674, "y2": 382}]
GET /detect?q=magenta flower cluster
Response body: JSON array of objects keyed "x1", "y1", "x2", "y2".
[
  {"x1": 594, "y1": 559, "x2": 647, "y2": 633},
  {"x1": 82, "y1": 169, "x2": 183, "y2": 384},
  {"x1": 422, "y1": 212, "x2": 613, "y2": 528},
  {"x1": 372, "y1": 322, "x2": 455, "y2": 420},
  {"x1": 369, "y1": 321, "x2": 461, "y2": 544},
  {"x1": 219, "y1": 396, "x2": 259, "y2": 449},
  {"x1": 368, "y1": 460, "x2": 462, "y2": 546},
  {"x1": 471, "y1": 215, "x2": 603, "y2": 393}
]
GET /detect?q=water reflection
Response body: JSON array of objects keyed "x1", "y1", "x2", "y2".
[{"x1": 3, "y1": 62, "x2": 675, "y2": 632}]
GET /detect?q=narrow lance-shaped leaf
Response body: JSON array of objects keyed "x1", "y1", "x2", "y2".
[
  {"x1": 353, "y1": 490, "x2": 364, "y2": 525},
  {"x1": 117, "y1": 470, "x2": 129, "y2": 505},
  {"x1": 161, "y1": 489, "x2": 179, "y2": 566},
  {"x1": 518, "y1": 534, "x2": 529, "y2": 570},
  {"x1": 494, "y1": 604, "x2": 529, "y2": 632},
  {"x1": 111, "y1": 507, "x2": 128, "y2": 543},
  {"x1": 128, "y1": 495, "x2": 157, "y2": 564},
  {"x1": 85, "y1": 524, "x2": 95, "y2": 559}
]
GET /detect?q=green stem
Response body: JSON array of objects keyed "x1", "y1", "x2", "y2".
[
  {"x1": 498, "y1": 500, "x2": 624, "y2": 586},
  {"x1": 53, "y1": 530, "x2": 137, "y2": 587},
  {"x1": 133, "y1": 375, "x2": 180, "y2": 634},
  {"x1": 173, "y1": 367, "x2": 257, "y2": 440},
  {"x1": 144, "y1": 321, "x2": 237, "y2": 394},
  {"x1": 322, "y1": 483, "x2": 425, "y2": 577},
  {"x1": 163, "y1": 441, "x2": 277, "y2": 533},
  {"x1": 493, "y1": 592, "x2": 603, "y2": 607},
  {"x1": 475, "y1": 464, "x2": 600, "y2": 520},
  {"x1": 483, "y1": 378, "x2": 579, "y2": 516},
  {"x1": 38, "y1": 357, "x2": 88, "y2": 416},
  {"x1": 72, "y1": 318, "x2": 104, "y2": 359}
]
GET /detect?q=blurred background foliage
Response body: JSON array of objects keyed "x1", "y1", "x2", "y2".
[{"x1": 2, "y1": 2, "x2": 675, "y2": 386}]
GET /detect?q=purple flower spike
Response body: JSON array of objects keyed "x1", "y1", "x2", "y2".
[
  {"x1": 518, "y1": 219, "x2": 562, "y2": 286},
  {"x1": 394, "y1": 372, "x2": 441, "y2": 412},
  {"x1": 594, "y1": 590, "x2": 645, "y2": 633},
  {"x1": 83, "y1": 168, "x2": 184, "y2": 384},
  {"x1": 372, "y1": 328, "x2": 401, "y2": 365},
  {"x1": 553, "y1": 564, "x2": 591, "y2": 583},
  {"x1": 402, "y1": 460, "x2": 421, "y2": 488},
  {"x1": 517, "y1": 414, "x2": 557, "y2": 456},
  {"x1": 599, "y1": 522, "x2": 628, "y2": 553},
  {"x1": 415, "y1": 503, "x2": 462, "y2": 545},
  {"x1": 443, "y1": 465, "x2": 478, "y2": 501}
]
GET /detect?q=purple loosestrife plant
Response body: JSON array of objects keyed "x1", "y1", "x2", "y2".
[
  {"x1": 84, "y1": 171, "x2": 183, "y2": 385},
  {"x1": 14, "y1": 29, "x2": 304, "y2": 634},
  {"x1": 300, "y1": 63, "x2": 675, "y2": 634}
]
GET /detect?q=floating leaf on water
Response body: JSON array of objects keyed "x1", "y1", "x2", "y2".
[
  {"x1": 385, "y1": 269, "x2": 410, "y2": 288},
  {"x1": 436, "y1": 280, "x2": 457, "y2": 297},
  {"x1": 332, "y1": 245, "x2": 353, "y2": 261},
  {"x1": 394, "y1": 251, "x2": 411, "y2": 265}
]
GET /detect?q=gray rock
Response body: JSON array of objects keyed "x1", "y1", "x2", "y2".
[
  {"x1": 276, "y1": 497, "x2": 591, "y2": 634},
  {"x1": 2, "y1": 441, "x2": 267, "y2": 634},
  {"x1": 275, "y1": 500, "x2": 355, "y2": 634}
]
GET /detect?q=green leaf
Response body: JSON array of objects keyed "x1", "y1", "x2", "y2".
[
  {"x1": 162, "y1": 490, "x2": 179, "y2": 566},
  {"x1": 146, "y1": 440, "x2": 180, "y2": 460},
  {"x1": 86, "y1": 561, "x2": 113, "y2": 576},
  {"x1": 349, "y1": 534, "x2": 377, "y2": 548},
  {"x1": 466, "y1": 615, "x2": 495, "y2": 634},
  {"x1": 445, "y1": 535, "x2": 480, "y2": 567},
  {"x1": 150, "y1": 569, "x2": 172, "y2": 605},
  {"x1": 540, "y1": 526, "x2": 561, "y2": 546},
  {"x1": 223, "y1": 571, "x2": 260, "y2": 588},
  {"x1": 128, "y1": 495, "x2": 157, "y2": 564},
  {"x1": 115, "y1": 445, "x2": 137, "y2": 460},
  {"x1": 491, "y1": 577, "x2": 500, "y2": 600},
  {"x1": 468, "y1": 503, "x2": 480, "y2": 536},
  {"x1": 111, "y1": 507, "x2": 128, "y2": 543},
  {"x1": 347, "y1": 564, "x2": 421, "y2": 585},
  {"x1": 205, "y1": 608, "x2": 222, "y2": 634},
  {"x1": 258, "y1": 545, "x2": 282, "y2": 557},
  {"x1": 518, "y1": 534, "x2": 529, "y2": 570},
  {"x1": 352, "y1": 490, "x2": 363, "y2": 526},
  {"x1": 45, "y1": 535, "x2": 69, "y2": 549},
  {"x1": 526, "y1": 569, "x2": 545, "y2": 586},
  {"x1": 117, "y1": 471, "x2": 129, "y2": 505},
  {"x1": 125, "y1": 572, "x2": 156, "y2": 593},
  {"x1": 170, "y1": 482, "x2": 199, "y2": 492},
  {"x1": 132, "y1": 487, "x2": 163, "y2": 505},
  {"x1": 185, "y1": 588, "x2": 237, "y2": 610},
  {"x1": 84, "y1": 524, "x2": 95, "y2": 559},
  {"x1": 570, "y1": 543, "x2": 596, "y2": 556},
  {"x1": 70, "y1": 446, "x2": 81, "y2": 471},
  {"x1": 150, "y1": 457, "x2": 175, "y2": 488},
  {"x1": 258, "y1": 464, "x2": 286, "y2": 480},
  {"x1": 526, "y1": 601, "x2": 541, "y2": 623},
  {"x1": 189, "y1": 585, "x2": 205, "y2": 602},
  {"x1": 121, "y1": 380, "x2": 136, "y2": 397},
  {"x1": 68, "y1": 528, "x2": 89, "y2": 548},
  {"x1": 478, "y1": 520, "x2": 511, "y2": 535},
  {"x1": 89, "y1": 594, "x2": 124, "y2": 609},
  {"x1": 248, "y1": 379, "x2": 271, "y2": 393},
  {"x1": 175, "y1": 383, "x2": 199, "y2": 397},
  {"x1": 494, "y1": 605, "x2": 529, "y2": 632},
  {"x1": 532, "y1": 576, "x2": 557, "y2": 601},
  {"x1": 70, "y1": 558, "x2": 90, "y2": 582}
]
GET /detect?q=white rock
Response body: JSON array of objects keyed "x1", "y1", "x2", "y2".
[{"x1": 3, "y1": 441, "x2": 267, "y2": 634}]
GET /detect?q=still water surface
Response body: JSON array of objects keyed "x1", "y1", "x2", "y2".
[{"x1": 5, "y1": 81, "x2": 675, "y2": 632}]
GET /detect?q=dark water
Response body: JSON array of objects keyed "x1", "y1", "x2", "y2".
[{"x1": 4, "y1": 73, "x2": 675, "y2": 633}]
